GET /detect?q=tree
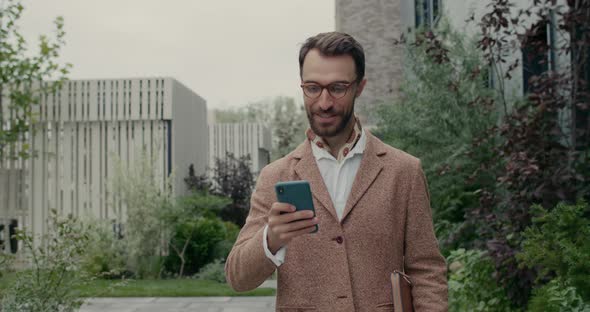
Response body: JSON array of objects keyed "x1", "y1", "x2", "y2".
[
  {"x1": 211, "y1": 152, "x2": 255, "y2": 226},
  {"x1": 162, "y1": 193, "x2": 230, "y2": 277},
  {"x1": 111, "y1": 147, "x2": 173, "y2": 278},
  {"x1": 0, "y1": 0, "x2": 70, "y2": 160},
  {"x1": 376, "y1": 19, "x2": 498, "y2": 253}
]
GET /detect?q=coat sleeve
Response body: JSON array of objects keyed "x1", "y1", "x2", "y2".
[
  {"x1": 404, "y1": 160, "x2": 448, "y2": 311},
  {"x1": 225, "y1": 165, "x2": 278, "y2": 292}
]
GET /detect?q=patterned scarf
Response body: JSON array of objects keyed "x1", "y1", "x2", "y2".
[{"x1": 306, "y1": 117, "x2": 363, "y2": 163}]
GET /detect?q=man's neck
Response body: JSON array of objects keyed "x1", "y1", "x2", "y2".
[{"x1": 322, "y1": 121, "x2": 355, "y2": 157}]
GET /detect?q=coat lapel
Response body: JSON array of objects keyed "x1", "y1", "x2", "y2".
[
  {"x1": 292, "y1": 141, "x2": 340, "y2": 223},
  {"x1": 341, "y1": 131, "x2": 386, "y2": 222}
]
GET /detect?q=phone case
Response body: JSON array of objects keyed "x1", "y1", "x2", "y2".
[{"x1": 275, "y1": 180, "x2": 318, "y2": 233}]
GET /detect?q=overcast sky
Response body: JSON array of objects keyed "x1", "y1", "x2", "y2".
[{"x1": 18, "y1": 0, "x2": 335, "y2": 110}]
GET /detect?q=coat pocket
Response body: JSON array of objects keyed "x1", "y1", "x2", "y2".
[
  {"x1": 375, "y1": 302, "x2": 394, "y2": 311},
  {"x1": 277, "y1": 306, "x2": 317, "y2": 312}
]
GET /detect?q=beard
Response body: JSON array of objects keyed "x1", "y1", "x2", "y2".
[{"x1": 306, "y1": 100, "x2": 355, "y2": 138}]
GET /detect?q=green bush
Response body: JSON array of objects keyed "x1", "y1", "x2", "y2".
[
  {"x1": 518, "y1": 201, "x2": 590, "y2": 302},
  {"x1": 1, "y1": 211, "x2": 91, "y2": 312},
  {"x1": 447, "y1": 248, "x2": 514, "y2": 312},
  {"x1": 164, "y1": 217, "x2": 226, "y2": 276},
  {"x1": 81, "y1": 220, "x2": 127, "y2": 278},
  {"x1": 527, "y1": 278, "x2": 590, "y2": 312},
  {"x1": 375, "y1": 19, "x2": 497, "y2": 253},
  {"x1": 211, "y1": 221, "x2": 240, "y2": 261},
  {"x1": 194, "y1": 258, "x2": 226, "y2": 283}
]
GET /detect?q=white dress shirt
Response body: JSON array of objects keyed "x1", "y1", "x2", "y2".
[{"x1": 263, "y1": 129, "x2": 367, "y2": 266}]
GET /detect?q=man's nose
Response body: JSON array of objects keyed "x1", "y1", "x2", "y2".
[{"x1": 317, "y1": 88, "x2": 334, "y2": 111}]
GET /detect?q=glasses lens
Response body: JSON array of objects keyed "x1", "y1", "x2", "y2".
[
  {"x1": 303, "y1": 84, "x2": 322, "y2": 98},
  {"x1": 328, "y1": 83, "x2": 349, "y2": 98}
]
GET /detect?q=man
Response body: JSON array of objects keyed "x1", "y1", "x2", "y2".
[{"x1": 225, "y1": 32, "x2": 448, "y2": 311}]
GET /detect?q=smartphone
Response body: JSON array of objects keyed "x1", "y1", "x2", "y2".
[{"x1": 275, "y1": 180, "x2": 318, "y2": 233}]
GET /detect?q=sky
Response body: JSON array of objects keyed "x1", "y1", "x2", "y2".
[{"x1": 18, "y1": 0, "x2": 335, "y2": 110}]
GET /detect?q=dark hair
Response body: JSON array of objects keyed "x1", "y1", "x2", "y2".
[{"x1": 299, "y1": 32, "x2": 365, "y2": 83}]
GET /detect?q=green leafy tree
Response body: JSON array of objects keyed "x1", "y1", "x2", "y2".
[
  {"x1": 211, "y1": 152, "x2": 255, "y2": 226},
  {"x1": 376, "y1": 19, "x2": 497, "y2": 253},
  {"x1": 1, "y1": 210, "x2": 90, "y2": 312},
  {"x1": 162, "y1": 193, "x2": 230, "y2": 277},
  {"x1": 111, "y1": 147, "x2": 173, "y2": 279},
  {"x1": 0, "y1": 0, "x2": 70, "y2": 159}
]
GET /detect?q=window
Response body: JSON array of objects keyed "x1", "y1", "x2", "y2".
[
  {"x1": 415, "y1": 0, "x2": 441, "y2": 28},
  {"x1": 522, "y1": 22, "x2": 549, "y2": 93}
]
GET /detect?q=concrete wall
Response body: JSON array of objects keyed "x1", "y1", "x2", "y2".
[
  {"x1": 0, "y1": 77, "x2": 208, "y2": 249},
  {"x1": 209, "y1": 123, "x2": 271, "y2": 176},
  {"x1": 170, "y1": 79, "x2": 208, "y2": 195}
]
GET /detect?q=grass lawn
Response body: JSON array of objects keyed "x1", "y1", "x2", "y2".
[{"x1": 0, "y1": 273, "x2": 275, "y2": 297}]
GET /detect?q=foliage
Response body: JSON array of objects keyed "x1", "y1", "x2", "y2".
[
  {"x1": 194, "y1": 258, "x2": 226, "y2": 284},
  {"x1": 518, "y1": 201, "x2": 590, "y2": 301},
  {"x1": 0, "y1": 211, "x2": 90, "y2": 312},
  {"x1": 0, "y1": 0, "x2": 71, "y2": 160},
  {"x1": 464, "y1": 0, "x2": 590, "y2": 305},
  {"x1": 447, "y1": 248, "x2": 514, "y2": 312},
  {"x1": 211, "y1": 221, "x2": 240, "y2": 261},
  {"x1": 527, "y1": 278, "x2": 590, "y2": 312},
  {"x1": 184, "y1": 164, "x2": 211, "y2": 193},
  {"x1": 211, "y1": 152, "x2": 255, "y2": 226},
  {"x1": 376, "y1": 19, "x2": 497, "y2": 253},
  {"x1": 213, "y1": 96, "x2": 306, "y2": 160},
  {"x1": 164, "y1": 216, "x2": 226, "y2": 277},
  {"x1": 111, "y1": 147, "x2": 173, "y2": 279},
  {"x1": 80, "y1": 219, "x2": 128, "y2": 279},
  {"x1": 161, "y1": 192, "x2": 230, "y2": 277}
]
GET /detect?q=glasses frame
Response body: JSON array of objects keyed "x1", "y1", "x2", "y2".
[{"x1": 300, "y1": 81, "x2": 356, "y2": 100}]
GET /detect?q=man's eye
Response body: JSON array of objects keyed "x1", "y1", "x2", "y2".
[
  {"x1": 329, "y1": 84, "x2": 347, "y2": 93},
  {"x1": 305, "y1": 85, "x2": 321, "y2": 93}
]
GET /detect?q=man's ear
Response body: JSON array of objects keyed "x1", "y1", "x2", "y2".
[{"x1": 355, "y1": 78, "x2": 367, "y2": 98}]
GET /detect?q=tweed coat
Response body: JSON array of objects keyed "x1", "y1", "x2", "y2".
[{"x1": 225, "y1": 131, "x2": 448, "y2": 312}]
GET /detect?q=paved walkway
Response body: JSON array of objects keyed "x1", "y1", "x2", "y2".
[
  {"x1": 80, "y1": 297, "x2": 276, "y2": 312},
  {"x1": 80, "y1": 280, "x2": 277, "y2": 312}
]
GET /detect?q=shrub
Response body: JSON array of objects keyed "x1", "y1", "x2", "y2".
[
  {"x1": 194, "y1": 258, "x2": 226, "y2": 283},
  {"x1": 527, "y1": 278, "x2": 590, "y2": 312},
  {"x1": 518, "y1": 201, "x2": 590, "y2": 302},
  {"x1": 447, "y1": 248, "x2": 514, "y2": 312},
  {"x1": 80, "y1": 220, "x2": 127, "y2": 278},
  {"x1": 1, "y1": 211, "x2": 90, "y2": 312},
  {"x1": 164, "y1": 217, "x2": 226, "y2": 276}
]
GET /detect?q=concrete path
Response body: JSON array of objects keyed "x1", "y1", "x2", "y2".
[
  {"x1": 80, "y1": 296, "x2": 275, "y2": 312},
  {"x1": 79, "y1": 280, "x2": 278, "y2": 312}
]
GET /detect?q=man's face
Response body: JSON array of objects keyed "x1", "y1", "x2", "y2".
[{"x1": 301, "y1": 49, "x2": 366, "y2": 138}]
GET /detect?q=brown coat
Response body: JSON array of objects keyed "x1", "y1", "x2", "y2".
[{"x1": 225, "y1": 131, "x2": 448, "y2": 312}]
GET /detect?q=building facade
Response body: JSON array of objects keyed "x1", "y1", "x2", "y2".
[
  {"x1": 208, "y1": 123, "x2": 271, "y2": 176},
  {"x1": 335, "y1": 0, "x2": 405, "y2": 127},
  {"x1": 0, "y1": 77, "x2": 208, "y2": 252}
]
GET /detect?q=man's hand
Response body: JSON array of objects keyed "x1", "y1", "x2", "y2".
[{"x1": 267, "y1": 202, "x2": 319, "y2": 254}]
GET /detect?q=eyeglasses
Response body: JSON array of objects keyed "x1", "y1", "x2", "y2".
[{"x1": 300, "y1": 81, "x2": 355, "y2": 99}]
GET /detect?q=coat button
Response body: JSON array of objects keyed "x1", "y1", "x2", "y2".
[{"x1": 334, "y1": 236, "x2": 344, "y2": 244}]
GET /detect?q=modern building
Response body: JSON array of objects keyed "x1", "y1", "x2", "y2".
[
  {"x1": 335, "y1": 0, "x2": 406, "y2": 127},
  {"x1": 0, "y1": 77, "x2": 208, "y2": 252},
  {"x1": 208, "y1": 123, "x2": 271, "y2": 176}
]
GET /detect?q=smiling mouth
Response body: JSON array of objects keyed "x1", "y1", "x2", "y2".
[{"x1": 315, "y1": 115, "x2": 337, "y2": 123}]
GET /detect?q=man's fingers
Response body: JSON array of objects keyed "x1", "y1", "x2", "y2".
[
  {"x1": 278, "y1": 225, "x2": 318, "y2": 241},
  {"x1": 273, "y1": 217, "x2": 318, "y2": 236},
  {"x1": 269, "y1": 202, "x2": 295, "y2": 216}
]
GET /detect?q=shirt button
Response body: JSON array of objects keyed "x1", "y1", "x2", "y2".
[{"x1": 334, "y1": 236, "x2": 344, "y2": 244}]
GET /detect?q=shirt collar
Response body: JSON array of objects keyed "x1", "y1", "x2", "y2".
[{"x1": 307, "y1": 117, "x2": 366, "y2": 163}]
